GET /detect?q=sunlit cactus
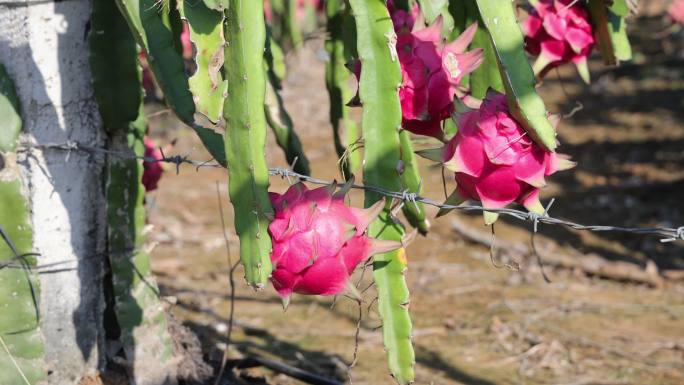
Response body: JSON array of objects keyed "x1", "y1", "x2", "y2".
[{"x1": 0, "y1": 0, "x2": 646, "y2": 383}]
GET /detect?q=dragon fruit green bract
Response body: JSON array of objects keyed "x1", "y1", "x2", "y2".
[
  {"x1": 523, "y1": 0, "x2": 595, "y2": 83},
  {"x1": 443, "y1": 91, "x2": 574, "y2": 224},
  {"x1": 268, "y1": 183, "x2": 400, "y2": 299},
  {"x1": 396, "y1": 18, "x2": 483, "y2": 139}
]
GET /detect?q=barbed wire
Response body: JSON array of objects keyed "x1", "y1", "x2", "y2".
[{"x1": 11, "y1": 140, "x2": 684, "y2": 244}]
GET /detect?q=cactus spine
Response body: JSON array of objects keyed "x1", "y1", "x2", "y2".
[
  {"x1": 348, "y1": 0, "x2": 415, "y2": 383},
  {"x1": 223, "y1": 0, "x2": 274, "y2": 287}
]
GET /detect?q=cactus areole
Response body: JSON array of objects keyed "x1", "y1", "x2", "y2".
[
  {"x1": 268, "y1": 183, "x2": 400, "y2": 299},
  {"x1": 443, "y1": 91, "x2": 574, "y2": 223}
]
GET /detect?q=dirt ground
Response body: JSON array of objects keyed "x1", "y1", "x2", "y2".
[{"x1": 143, "y1": 4, "x2": 684, "y2": 385}]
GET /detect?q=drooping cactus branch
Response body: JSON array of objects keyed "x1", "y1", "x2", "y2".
[
  {"x1": 115, "y1": 0, "x2": 226, "y2": 165},
  {"x1": 223, "y1": 0, "x2": 275, "y2": 287},
  {"x1": 325, "y1": 0, "x2": 361, "y2": 178},
  {"x1": 450, "y1": 0, "x2": 504, "y2": 98},
  {"x1": 90, "y1": 0, "x2": 176, "y2": 382},
  {"x1": 398, "y1": 131, "x2": 429, "y2": 235},
  {"x1": 348, "y1": 0, "x2": 415, "y2": 383},
  {"x1": 587, "y1": 0, "x2": 633, "y2": 65},
  {"x1": 178, "y1": 0, "x2": 228, "y2": 123},
  {"x1": 264, "y1": 32, "x2": 311, "y2": 176},
  {"x1": 475, "y1": 0, "x2": 558, "y2": 151}
]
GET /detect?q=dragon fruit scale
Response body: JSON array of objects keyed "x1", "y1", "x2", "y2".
[
  {"x1": 522, "y1": 0, "x2": 595, "y2": 83},
  {"x1": 442, "y1": 91, "x2": 574, "y2": 224},
  {"x1": 268, "y1": 182, "x2": 402, "y2": 300}
]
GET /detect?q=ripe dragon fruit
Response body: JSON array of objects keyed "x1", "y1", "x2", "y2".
[
  {"x1": 522, "y1": 0, "x2": 595, "y2": 83},
  {"x1": 441, "y1": 91, "x2": 574, "y2": 224},
  {"x1": 387, "y1": 0, "x2": 419, "y2": 33},
  {"x1": 268, "y1": 182, "x2": 402, "y2": 300},
  {"x1": 351, "y1": 16, "x2": 483, "y2": 139},
  {"x1": 142, "y1": 137, "x2": 164, "y2": 192},
  {"x1": 669, "y1": 0, "x2": 684, "y2": 25}
]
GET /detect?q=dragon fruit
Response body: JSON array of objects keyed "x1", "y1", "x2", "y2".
[
  {"x1": 669, "y1": 0, "x2": 684, "y2": 25},
  {"x1": 351, "y1": 16, "x2": 483, "y2": 139},
  {"x1": 268, "y1": 182, "x2": 401, "y2": 300},
  {"x1": 142, "y1": 137, "x2": 164, "y2": 192},
  {"x1": 387, "y1": 0, "x2": 419, "y2": 33},
  {"x1": 442, "y1": 91, "x2": 574, "y2": 224},
  {"x1": 180, "y1": 23, "x2": 192, "y2": 60},
  {"x1": 398, "y1": 19, "x2": 483, "y2": 139},
  {"x1": 522, "y1": 0, "x2": 595, "y2": 83}
]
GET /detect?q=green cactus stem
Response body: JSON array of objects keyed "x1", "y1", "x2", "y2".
[
  {"x1": 325, "y1": 0, "x2": 361, "y2": 178},
  {"x1": 0, "y1": 181, "x2": 45, "y2": 385},
  {"x1": 0, "y1": 63, "x2": 45, "y2": 385},
  {"x1": 178, "y1": 0, "x2": 228, "y2": 123},
  {"x1": 587, "y1": 0, "x2": 633, "y2": 66},
  {"x1": 200, "y1": 0, "x2": 228, "y2": 12},
  {"x1": 286, "y1": 0, "x2": 303, "y2": 48},
  {"x1": 417, "y1": 0, "x2": 451, "y2": 27},
  {"x1": 90, "y1": 0, "x2": 176, "y2": 381},
  {"x1": 0, "y1": 65, "x2": 21, "y2": 152},
  {"x1": 264, "y1": 33, "x2": 311, "y2": 176},
  {"x1": 115, "y1": 0, "x2": 226, "y2": 165},
  {"x1": 399, "y1": 131, "x2": 429, "y2": 235},
  {"x1": 475, "y1": 0, "x2": 558, "y2": 152},
  {"x1": 349, "y1": 0, "x2": 415, "y2": 383},
  {"x1": 451, "y1": 0, "x2": 504, "y2": 98},
  {"x1": 223, "y1": 0, "x2": 274, "y2": 288}
]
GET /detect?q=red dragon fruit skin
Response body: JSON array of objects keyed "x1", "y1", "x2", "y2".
[
  {"x1": 356, "y1": 12, "x2": 480, "y2": 140},
  {"x1": 142, "y1": 137, "x2": 164, "y2": 192},
  {"x1": 443, "y1": 91, "x2": 574, "y2": 224},
  {"x1": 669, "y1": 0, "x2": 684, "y2": 25},
  {"x1": 522, "y1": 0, "x2": 595, "y2": 83},
  {"x1": 387, "y1": 0, "x2": 419, "y2": 33},
  {"x1": 268, "y1": 183, "x2": 401, "y2": 299},
  {"x1": 400, "y1": 19, "x2": 483, "y2": 139}
]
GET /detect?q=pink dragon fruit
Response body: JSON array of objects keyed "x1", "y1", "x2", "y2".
[
  {"x1": 442, "y1": 91, "x2": 574, "y2": 224},
  {"x1": 522, "y1": 0, "x2": 595, "y2": 83},
  {"x1": 669, "y1": 0, "x2": 684, "y2": 25},
  {"x1": 268, "y1": 182, "x2": 401, "y2": 300},
  {"x1": 387, "y1": 0, "x2": 419, "y2": 33},
  {"x1": 351, "y1": 16, "x2": 483, "y2": 139},
  {"x1": 180, "y1": 23, "x2": 193, "y2": 60},
  {"x1": 264, "y1": 0, "x2": 273, "y2": 23},
  {"x1": 398, "y1": 19, "x2": 483, "y2": 139},
  {"x1": 142, "y1": 137, "x2": 164, "y2": 192}
]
